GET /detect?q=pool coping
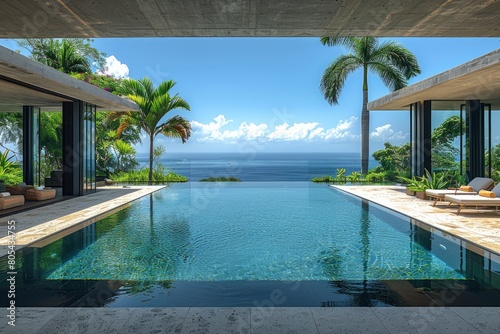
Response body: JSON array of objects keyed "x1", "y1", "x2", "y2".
[{"x1": 332, "y1": 185, "x2": 500, "y2": 257}]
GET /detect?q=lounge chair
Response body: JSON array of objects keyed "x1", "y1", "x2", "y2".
[
  {"x1": 444, "y1": 183, "x2": 500, "y2": 214},
  {"x1": 425, "y1": 177, "x2": 494, "y2": 206}
]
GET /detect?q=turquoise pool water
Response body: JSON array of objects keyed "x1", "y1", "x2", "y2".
[
  {"x1": 46, "y1": 183, "x2": 465, "y2": 281},
  {"x1": 3, "y1": 182, "x2": 500, "y2": 307}
]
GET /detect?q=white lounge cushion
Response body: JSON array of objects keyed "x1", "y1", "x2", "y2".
[
  {"x1": 425, "y1": 189, "x2": 476, "y2": 197},
  {"x1": 444, "y1": 194, "x2": 500, "y2": 205}
]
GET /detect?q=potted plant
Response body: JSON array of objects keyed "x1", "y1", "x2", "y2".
[
  {"x1": 400, "y1": 169, "x2": 450, "y2": 200},
  {"x1": 399, "y1": 176, "x2": 420, "y2": 196}
]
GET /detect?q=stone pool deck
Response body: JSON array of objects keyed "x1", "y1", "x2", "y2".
[
  {"x1": 0, "y1": 185, "x2": 165, "y2": 257},
  {"x1": 333, "y1": 185, "x2": 500, "y2": 256},
  {"x1": 1, "y1": 184, "x2": 500, "y2": 333}
]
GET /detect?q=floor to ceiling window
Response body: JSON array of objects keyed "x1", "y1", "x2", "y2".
[{"x1": 83, "y1": 103, "x2": 96, "y2": 194}]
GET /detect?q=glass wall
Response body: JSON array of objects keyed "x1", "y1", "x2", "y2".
[
  {"x1": 486, "y1": 107, "x2": 500, "y2": 182},
  {"x1": 430, "y1": 101, "x2": 465, "y2": 176},
  {"x1": 32, "y1": 108, "x2": 41, "y2": 186},
  {"x1": 83, "y1": 103, "x2": 96, "y2": 194}
]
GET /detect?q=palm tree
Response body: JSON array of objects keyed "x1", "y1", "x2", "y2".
[
  {"x1": 320, "y1": 37, "x2": 421, "y2": 175},
  {"x1": 107, "y1": 78, "x2": 191, "y2": 183}
]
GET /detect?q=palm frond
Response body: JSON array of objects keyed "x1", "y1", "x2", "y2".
[
  {"x1": 369, "y1": 61, "x2": 407, "y2": 91},
  {"x1": 320, "y1": 55, "x2": 362, "y2": 105},
  {"x1": 157, "y1": 115, "x2": 192, "y2": 143},
  {"x1": 320, "y1": 37, "x2": 358, "y2": 50},
  {"x1": 371, "y1": 41, "x2": 421, "y2": 79}
]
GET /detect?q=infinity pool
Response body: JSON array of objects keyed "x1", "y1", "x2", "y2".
[{"x1": 2, "y1": 182, "x2": 500, "y2": 307}]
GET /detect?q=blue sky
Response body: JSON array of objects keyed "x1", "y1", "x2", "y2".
[{"x1": 1, "y1": 37, "x2": 499, "y2": 154}]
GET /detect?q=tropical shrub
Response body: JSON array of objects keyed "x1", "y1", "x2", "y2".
[
  {"x1": 0, "y1": 150, "x2": 23, "y2": 186},
  {"x1": 311, "y1": 176, "x2": 335, "y2": 183},
  {"x1": 199, "y1": 177, "x2": 241, "y2": 182},
  {"x1": 364, "y1": 172, "x2": 386, "y2": 182},
  {"x1": 335, "y1": 168, "x2": 347, "y2": 182},
  {"x1": 347, "y1": 171, "x2": 361, "y2": 183},
  {"x1": 112, "y1": 168, "x2": 187, "y2": 182}
]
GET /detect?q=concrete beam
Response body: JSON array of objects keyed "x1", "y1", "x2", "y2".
[
  {"x1": 0, "y1": 46, "x2": 139, "y2": 112},
  {"x1": 368, "y1": 49, "x2": 500, "y2": 110},
  {"x1": 0, "y1": 0, "x2": 499, "y2": 38}
]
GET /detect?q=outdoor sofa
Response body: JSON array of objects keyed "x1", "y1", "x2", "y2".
[
  {"x1": 444, "y1": 183, "x2": 500, "y2": 214},
  {"x1": 6, "y1": 184, "x2": 35, "y2": 196},
  {"x1": 0, "y1": 192, "x2": 25, "y2": 210},
  {"x1": 425, "y1": 177, "x2": 494, "y2": 206},
  {"x1": 25, "y1": 188, "x2": 56, "y2": 201}
]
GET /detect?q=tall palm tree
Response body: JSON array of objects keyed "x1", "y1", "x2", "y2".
[
  {"x1": 107, "y1": 78, "x2": 191, "y2": 182},
  {"x1": 320, "y1": 37, "x2": 421, "y2": 175}
]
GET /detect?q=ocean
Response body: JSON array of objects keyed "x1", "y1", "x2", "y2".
[{"x1": 136, "y1": 152, "x2": 379, "y2": 182}]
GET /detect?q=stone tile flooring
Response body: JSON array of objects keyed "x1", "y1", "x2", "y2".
[{"x1": 2, "y1": 307, "x2": 500, "y2": 333}]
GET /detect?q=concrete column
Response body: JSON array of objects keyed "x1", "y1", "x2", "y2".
[
  {"x1": 22, "y1": 106, "x2": 35, "y2": 185},
  {"x1": 410, "y1": 101, "x2": 431, "y2": 177},
  {"x1": 62, "y1": 101, "x2": 84, "y2": 196},
  {"x1": 466, "y1": 100, "x2": 484, "y2": 179}
]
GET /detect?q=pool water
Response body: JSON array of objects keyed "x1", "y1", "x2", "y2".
[
  {"x1": 2, "y1": 182, "x2": 500, "y2": 307},
  {"x1": 47, "y1": 183, "x2": 464, "y2": 281}
]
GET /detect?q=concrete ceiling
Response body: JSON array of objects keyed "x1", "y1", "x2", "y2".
[
  {"x1": 0, "y1": 46, "x2": 139, "y2": 112},
  {"x1": 1, "y1": 0, "x2": 500, "y2": 38},
  {"x1": 368, "y1": 49, "x2": 500, "y2": 110}
]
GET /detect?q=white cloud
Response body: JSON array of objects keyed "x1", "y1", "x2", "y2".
[
  {"x1": 97, "y1": 55, "x2": 129, "y2": 79},
  {"x1": 267, "y1": 122, "x2": 319, "y2": 141},
  {"x1": 191, "y1": 114, "x2": 359, "y2": 143},
  {"x1": 322, "y1": 116, "x2": 358, "y2": 140},
  {"x1": 370, "y1": 124, "x2": 407, "y2": 141}
]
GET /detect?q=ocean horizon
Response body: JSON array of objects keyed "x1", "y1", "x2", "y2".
[{"x1": 135, "y1": 152, "x2": 380, "y2": 181}]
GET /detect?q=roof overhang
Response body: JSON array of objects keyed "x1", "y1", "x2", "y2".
[
  {"x1": 368, "y1": 48, "x2": 500, "y2": 110},
  {"x1": 0, "y1": 46, "x2": 139, "y2": 112},
  {"x1": 1, "y1": 0, "x2": 499, "y2": 38}
]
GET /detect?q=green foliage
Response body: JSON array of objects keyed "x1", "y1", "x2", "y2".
[
  {"x1": 0, "y1": 149, "x2": 22, "y2": 185},
  {"x1": 95, "y1": 112, "x2": 141, "y2": 176},
  {"x1": 17, "y1": 38, "x2": 106, "y2": 73},
  {"x1": 39, "y1": 112, "x2": 63, "y2": 179},
  {"x1": 431, "y1": 116, "x2": 463, "y2": 146},
  {"x1": 112, "y1": 168, "x2": 187, "y2": 182},
  {"x1": 487, "y1": 143, "x2": 500, "y2": 182},
  {"x1": 399, "y1": 168, "x2": 450, "y2": 191},
  {"x1": 431, "y1": 116, "x2": 464, "y2": 170},
  {"x1": 364, "y1": 172, "x2": 386, "y2": 182},
  {"x1": 335, "y1": 168, "x2": 346, "y2": 182},
  {"x1": 106, "y1": 77, "x2": 191, "y2": 182},
  {"x1": 199, "y1": 176, "x2": 241, "y2": 182},
  {"x1": 372, "y1": 143, "x2": 410, "y2": 177},
  {"x1": 71, "y1": 72, "x2": 124, "y2": 93},
  {"x1": 311, "y1": 175, "x2": 335, "y2": 183},
  {"x1": 0, "y1": 112, "x2": 23, "y2": 153},
  {"x1": 347, "y1": 171, "x2": 361, "y2": 183}
]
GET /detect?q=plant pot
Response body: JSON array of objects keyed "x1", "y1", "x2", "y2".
[
  {"x1": 406, "y1": 188, "x2": 416, "y2": 196},
  {"x1": 0, "y1": 180, "x2": 5, "y2": 192},
  {"x1": 416, "y1": 190, "x2": 427, "y2": 200}
]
